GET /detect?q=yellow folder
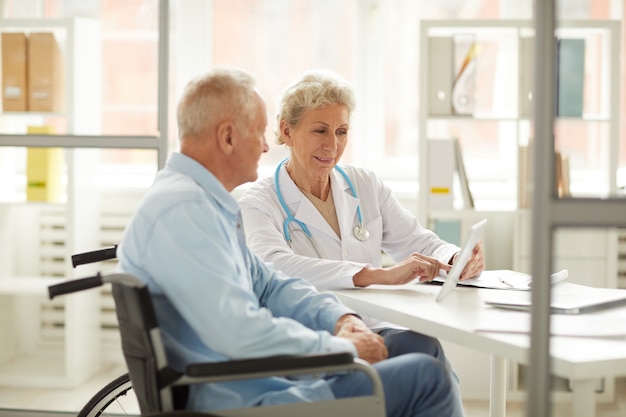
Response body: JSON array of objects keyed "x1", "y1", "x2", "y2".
[{"x1": 26, "y1": 126, "x2": 63, "y2": 202}]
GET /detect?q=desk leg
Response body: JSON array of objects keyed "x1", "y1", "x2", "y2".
[
  {"x1": 570, "y1": 379, "x2": 596, "y2": 417},
  {"x1": 489, "y1": 355, "x2": 507, "y2": 417}
]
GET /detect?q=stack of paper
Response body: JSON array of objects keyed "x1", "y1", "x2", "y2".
[
  {"x1": 475, "y1": 310, "x2": 626, "y2": 338},
  {"x1": 484, "y1": 282, "x2": 626, "y2": 315},
  {"x1": 433, "y1": 269, "x2": 568, "y2": 291}
]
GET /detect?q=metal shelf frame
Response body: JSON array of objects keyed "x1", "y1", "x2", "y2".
[
  {"x1": 529, "y1": 1, "x2": 626, "y2": 416},
  {"x1": 0, "y1": 0, "x2": 170, "y2": 169}
]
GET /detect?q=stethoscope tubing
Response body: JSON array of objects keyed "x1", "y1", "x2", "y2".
[
  {"x1": 274, "y1": 158, "x2": 314, "y2": 242},
  {"x1": 274, "y1": 157, "x2": 367, "y2": 244}
]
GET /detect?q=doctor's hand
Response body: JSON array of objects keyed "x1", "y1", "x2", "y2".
[
  {"x1": 452, "y1": 240, "x2": 485, "y2": 281},
  {"x1": 353, "y1": 253, "x2": 451, "y2": 287},
  {"x1": 335, "y1": 319, "x2": 388, "y2": 364}
]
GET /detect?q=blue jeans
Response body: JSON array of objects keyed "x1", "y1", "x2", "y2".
[
  {"x1": 328, "y1": 329, "x2": 464, "y2": 417},
  {"x1": 377, "y1": 328, "x2": 460, "y2": 385},
  {"x1": 376, "y1": 328, "x2": 445, "y2": 359}
]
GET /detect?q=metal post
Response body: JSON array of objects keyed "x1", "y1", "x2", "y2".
[
  {"x1": 157, "y1": 0, "x2": 170, "y2": 169},
  {"x1": 528, "y1": 0, "x2": 556, "y2": 416}
]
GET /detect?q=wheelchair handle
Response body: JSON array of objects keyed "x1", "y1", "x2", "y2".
[
  {"x1": 48, "y1": 273, "x2": 146, "y2": 300},
  {"x1": 72, "y1": 244, "x2": 118, "y2": 267},
  {"x1": 48, "y1": 273, "x2": 104, "y2": 299}
]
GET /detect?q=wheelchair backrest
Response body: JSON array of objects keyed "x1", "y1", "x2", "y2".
[{"x1": 111, "y1": 281, "x2": 182, "y2": 414}]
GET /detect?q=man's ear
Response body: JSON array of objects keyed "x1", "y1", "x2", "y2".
[{"x1": 216, "y1": 121, "x2": 236, "y2": 154}]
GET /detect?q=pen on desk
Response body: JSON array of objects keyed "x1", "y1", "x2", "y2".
[{"x1": 499, "y1": 278, "x2": 515, "y2": 288}]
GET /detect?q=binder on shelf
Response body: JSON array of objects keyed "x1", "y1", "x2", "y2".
[
  {"x1": 517, "y1": 142, "x2": 533, "y2": 209},
  {"x1": 427, "y1": 138, "x2": 474, "y2": 210},
  {"x1": 428, "y1": 36, "x2": 453, "y2": 116},
  {"x1": 519, "y1": 36, "x2": 534, "y2": 118},
  {"x1": 452, "y1": 34, "x2": 479, "y2": 115},
  {"x1": 1, "y1": 32, "x2": 28, "y2": 112},
  {"x1": 453, "y1": 138, "x2": 474, "y2": 208},
  {"x1": 517, "y1": 140, "x2": 570, "y2": 209},
  {"x1": 26, "y1": 126, "x2": 64, "y2": 202},
  {"x1": 428, "y1": 138, "x2": 455, "y2": 208},
  {"x1": 28, "y1": 32, "x2": 65, "y2": 112},
  {"x1": 555, "y1": 151, "x2": 571, "y2": 198},
  {"x1": 556, "y1": 38, "x2": 585, "y2": 117}
]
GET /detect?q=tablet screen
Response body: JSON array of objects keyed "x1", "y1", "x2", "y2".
[{"x1": 436, "y1": 218, "x2": 487, "y2": 302}]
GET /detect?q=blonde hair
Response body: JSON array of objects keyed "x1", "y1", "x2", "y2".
[
  {"x1": 275, "y1": 69, "x2": 356, "y2": 145},
  {"x1": 177, "y1": 66, "x2": 258, "y2": 140}
]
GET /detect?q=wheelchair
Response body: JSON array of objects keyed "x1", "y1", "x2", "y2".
[{"x1": 52, "y1": 247, "x2": 386, "y2": 416}]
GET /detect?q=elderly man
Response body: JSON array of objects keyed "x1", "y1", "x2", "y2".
[{"x1": 117, "y1": 66, "x2": 464, "y2": 417}]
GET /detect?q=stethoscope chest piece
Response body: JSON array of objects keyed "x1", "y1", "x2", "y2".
[
  {"x1": 276, "y1": 158, "x2": 371, "y2": 244},
  {"x1": 353, "y1": 224, "x2": 370, "y2": 241}
]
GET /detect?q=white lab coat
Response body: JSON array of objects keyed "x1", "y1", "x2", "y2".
[{"x1": 239, "y1": 164, "x2": 460, "y2": 330}]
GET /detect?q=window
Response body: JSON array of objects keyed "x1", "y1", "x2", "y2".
[{"x1": 4, "y1": 0, "x2": 622, "y2": 208}]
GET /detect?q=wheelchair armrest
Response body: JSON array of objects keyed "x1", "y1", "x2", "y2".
[
  {"x1": 175, "y1": 353, "x2": 384, "y2": 399},
  {"x1": 186, "y1": 351, "x2": 353, "y2": 377}
]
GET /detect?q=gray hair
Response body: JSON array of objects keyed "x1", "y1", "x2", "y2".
[
  {"x1": 275, "y1": 69, "x2": 356, "y2": 145},
  {"x1": 177, "y1": 66, "x2": 258, "y2": 140}
]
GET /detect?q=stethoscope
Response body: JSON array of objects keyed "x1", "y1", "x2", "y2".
[{"x1": 274, "y1": 157, "x2": 370, "y2": 249}]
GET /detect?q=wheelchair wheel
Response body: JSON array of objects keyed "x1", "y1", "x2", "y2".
[{"x1": 78, "y1": 373, "x2": 136, "y2": 417}]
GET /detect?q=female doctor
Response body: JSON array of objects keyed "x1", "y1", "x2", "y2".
[{"x1": 239, "y1": 69, "x2": 484, "y2": 366}]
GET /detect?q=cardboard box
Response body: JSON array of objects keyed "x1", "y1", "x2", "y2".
[
  {"x1": 26, "y1": 126, "x2": 64, "y2": 202},
  {"x1": 1, "y1": 32, "x2": 28, "y2": 111},
  {"x1": 28, "y1": 32, "x2": 64, "y2": 112}
]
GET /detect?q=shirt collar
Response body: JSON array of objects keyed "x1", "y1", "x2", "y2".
[{"x1": 166, "y1": 152, "x2": 240, "y2": 216}]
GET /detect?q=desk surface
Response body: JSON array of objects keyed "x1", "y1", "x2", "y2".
[{"x1": 332, "y1": 283, "x2": 626, "y2": 381}]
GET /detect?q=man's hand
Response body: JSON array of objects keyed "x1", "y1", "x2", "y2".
[
  {"x1": 334, "y1": 314, "x2": 388, "y2": 364},
  {"x1": 334, "y1": 314, "x2": 369, "y2": 334},
  {"x1": 353, "y1": 253, "x2": 451, "y2": 287}
]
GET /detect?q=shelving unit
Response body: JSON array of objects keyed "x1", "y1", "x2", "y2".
[
  {"x1": 419, "y1": 18, "x2": 621, "y2": 289},
  {"x1": 0, "y1": 17, "x2": 104, "y2": 388},
  {"x1": 419, "y1": 19, "x2": 620, "y2": 218},
  {"x1": 0, "y1": 16, "x2": 166, "y2": 388},
  {"x1": 419, "y1": 19, "x2": 622, "y2": 404}
]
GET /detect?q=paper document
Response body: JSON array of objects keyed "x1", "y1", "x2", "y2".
[
  {"x1": 432, "y1": 269, "x2": 569, "y2": 291},
  {"x1": 475, "y1": 310, "x2": 626, "y2": 338},
  {"x1": 484, "y1": 282, "x2": 626, "y2": 315}
]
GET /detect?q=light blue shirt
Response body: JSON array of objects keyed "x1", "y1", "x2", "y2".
[{"x1": 117, "y1": 152, "x2": 358, "y2": 411}]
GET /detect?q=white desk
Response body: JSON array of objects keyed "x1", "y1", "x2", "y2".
[{"x1": 332, "y1": 283, "x2": 626, "y2": 417}]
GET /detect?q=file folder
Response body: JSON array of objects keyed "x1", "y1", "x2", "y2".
[{"x1": 428, "y1": 37, "x2": 453, "y2": 115}]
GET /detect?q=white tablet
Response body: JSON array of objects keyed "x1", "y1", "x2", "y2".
[{"x1": 436, "y1": 218, "x2": 487, "y2": 302}]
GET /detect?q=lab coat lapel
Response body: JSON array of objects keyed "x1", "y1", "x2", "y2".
[
  {"x1": 330, "y1": 167, "x2": 360, "y2": 240},
  {"x1": 278, "y1": 166, "x2": 339, "y2": 241}
]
